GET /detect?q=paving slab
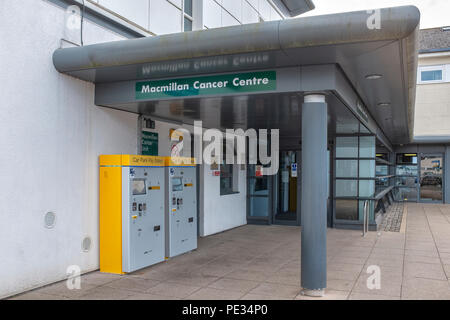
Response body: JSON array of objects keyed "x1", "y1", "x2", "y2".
[{"x1": 8, "y1": 202, "x2": 450, "y2": 301}]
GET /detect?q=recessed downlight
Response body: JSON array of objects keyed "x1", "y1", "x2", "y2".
[
  {"x1": 365, "y1": 74, "x2": 383, "y2": 80},
  {"x1": 378, "y1": 102, "x2": 391, "y2": 107}
]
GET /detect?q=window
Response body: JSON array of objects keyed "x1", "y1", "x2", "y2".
[
  {"x1": 184, "y1": 17, "x2": 192, "y2": 31},
  {"x1": 220, "y1": 138, "x2": 239, "y2": 196},
  {"x1": 397, "y1": 153, "x2": 418, "y2": 165},
  {"x1": 184, "y1": 0, "x2": 193, "y2": 16},
  {"x1": 183, "y1": 0, "x2": 193, "y2": 31},
  {"x1": 394, "y1": 153, "x2": 419, "y2": 202},
  {"x1": 220, "y1": 163, "x2": 234, "y2": 195},
  {"x1": 334, "y1": 135, "x2": 377, "y2": 222},
  {"x1": 418, "y1": 66, "x2": 445, "y2": 83},
  {"x1": 421, "y1": 70, "x2": 443, "y2": 81}
]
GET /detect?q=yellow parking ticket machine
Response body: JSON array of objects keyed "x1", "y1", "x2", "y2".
[{"x1": 99, "y1": 155, "x2": 166, "y2": 275}]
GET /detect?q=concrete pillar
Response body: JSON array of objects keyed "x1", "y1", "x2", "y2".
[{"x1": 301, "y1": 94, "x2": 328, "y2": 297}]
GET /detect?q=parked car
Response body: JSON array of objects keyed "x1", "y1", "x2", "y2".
[{"x1": 420, "y1": 173, "x2": 442, "y2": 186}]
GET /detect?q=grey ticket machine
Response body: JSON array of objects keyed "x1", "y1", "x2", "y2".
[{"x1": 165, "y1": 157, "x2": 198, "y2": 258}]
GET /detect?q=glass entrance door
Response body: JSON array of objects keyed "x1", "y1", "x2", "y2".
[
  {"x1": 420, "y1": 154, "x2": 444, "y2": 202},
  {"x1": 247, "y1": 165, "x2": 272, "y2": 224},
  {"x1": 273, "y1": 151, "x2": 300, "y2": 225}
]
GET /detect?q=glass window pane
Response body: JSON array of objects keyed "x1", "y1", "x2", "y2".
[
  {"x1": 336, "y1": 160, "x2": 358, "y2": 178},
  {"x1": 336, "y1": 180, "x2": 358, "y2": 197},
  {"x1": 395, "y1": 177, "x2": 418, "y2": 187},
  {"x1": 184, "y1": 0, "x2": 193, "y2": 16},
  {"x1": 220, "y1": 164, "x2": 233, "y2": 195},
  {"x1": 359, "y1": 200, "x2": 374, "y2": 221},
  {"x1": 420, "y1": 155, "x2": 443, "y2": 201},
  {"x1": 376, "y1": 165, "x2": 388, "y2": 176},
  {"x1": 397, "y1": 153, "x2": 418, "y2": 165},
  {"x1": 336, "y1": 200, "x2": 358, "y2": 220},
  {"x1": 359, "y1": 180, "x2": 375, "y2": 197},
  {"x1": 336, "y1": 137, "x2": 358, "y2": 158},
  {"x1": 376, "y1": 179, "x2": 389, "y2": 191},
  {"x1": 249, "y1": 196, "x2": 269, "y2": 217},
  {"x1": 359, "y1": 160, "x2": 375, "y2": 178},
  {"x1": 359, "y1": 136, "x2": 375, "y2": 158},
  {"x1": 249, "y1": 177, "x2": 269, "y2": 196},
  {"x1": 421, "y1": 70, "x2": 443, "y2": 81},
  {"x1": 184, "y1": 17, "x2": 192, "y2": 31},
  {"x1": 394, "y1": 187, "x2": 418, "y2": 201},
  {"x1": 396, "y1": 165, "x2": 418, "y2": 176}
]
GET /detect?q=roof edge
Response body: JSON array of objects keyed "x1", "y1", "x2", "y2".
[{"x1": 53, "y1": 6, "x2": 420, "y2": 74}]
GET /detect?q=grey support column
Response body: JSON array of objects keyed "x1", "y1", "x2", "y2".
[{"x1": 301, "y1": 94, "x2": 328, "y2": 297}]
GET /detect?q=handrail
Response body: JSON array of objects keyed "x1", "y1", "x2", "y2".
[{"x1": 362, "y1": 200, "x2": 370, "y2": 237}]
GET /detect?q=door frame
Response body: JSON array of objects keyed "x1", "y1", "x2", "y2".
[
  {"x1": 272, "y1": 149, "x2": 301, "y2": 226},
  {"x1": 419, "y1": 152, "x2": 445, "y2": 203},
  {"x1": 246, "y1": 170, "x2": 273, "y2": 225}
]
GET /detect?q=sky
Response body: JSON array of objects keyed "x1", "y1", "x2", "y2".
[{"x1": 301, "y1": 0, "x2": 450, "y2": 29}]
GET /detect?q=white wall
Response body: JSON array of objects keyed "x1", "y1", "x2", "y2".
[
  {"x1": 201, "y1": 163, "x2": 247, "y2": 236},
  {"x1": 143, "y1": 120, "x2": 196, "y2": 157},
  {"x1": 89, "y1": 0, "x2": 284, "y2": 34},
  {"x1": 0, "y1": 0, "x2": 137, "y2": 298},
  {"x1": 0, "y1": 0, "x2": 249, "y2": 298},
  {"x1": 143, "y1": 120, "x2": 248, "y2": 237},
  {"x1": 92, "y1": 0, "x2": 189, "y2": 35},
  {"x1": 203, "y1": 0, "x2": 283, "y2": 29},
  {"x1": 414, "y1": 55, "x2": 450, "y2": 138}
]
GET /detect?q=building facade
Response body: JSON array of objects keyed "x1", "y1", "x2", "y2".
[
  {"x1": 0, "y1": 0, "x2": 449, "y2": 298},
  {"x1": 0, "y1": 0, "x2": 287, "y2": 299},
  {"x1": 395, "y1": 27, "x2": 450, "y2": 204},
  {"x1": 415, "y1": 27, "x2": 450, "y2": 140}
]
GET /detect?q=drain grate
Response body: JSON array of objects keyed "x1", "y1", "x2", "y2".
[{"x1": 379, "y1": 202, "x2": 404, "y2": 232}]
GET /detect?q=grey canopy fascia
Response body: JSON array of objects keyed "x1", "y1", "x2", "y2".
[{"x1": 53, "y1": 6, "x2": 420, "y2": 145}]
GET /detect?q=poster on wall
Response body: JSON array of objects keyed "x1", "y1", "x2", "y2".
[
  {"x1": 142, "y1": 131, "x2": 159, "y2": 156},
  {"x1": 170, "y1": 128, "x2": 184, "y2": 157},
  {"x1": 291, "y1": 163, "x2": 298, "y2": 178}
]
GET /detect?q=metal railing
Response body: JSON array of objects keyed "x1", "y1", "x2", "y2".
[{"x1": 362, "y1": 200, "x2": 370, "y2": 237}]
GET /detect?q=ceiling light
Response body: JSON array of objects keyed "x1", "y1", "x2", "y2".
[
  {"x1": 378, "y1": 102, "x2": 391, "y2": 107},
  {"x1": 365, "y1": 74, "x2": 383, "y2": 80}
]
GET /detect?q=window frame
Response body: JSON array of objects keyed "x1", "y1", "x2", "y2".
[
  {"x1": 182, "y1": 0, "x2": 194, "y2": 31},
  {"x1": 219, "y1": 137, "x2": 240, "y2": 196},
  {"x1": 418, "y1": 65, "x2": 445, "y2": 84}
]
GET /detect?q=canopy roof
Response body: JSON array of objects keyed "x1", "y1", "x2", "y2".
[{"x1": 53, "y1": 6, "x2": 420, "y2": 145}]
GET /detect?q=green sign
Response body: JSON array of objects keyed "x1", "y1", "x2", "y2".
[
  {"x1": 142, "y1": 131, "x2": 158, "y2": 156},
  {"x1": 136, "y1": 71, "x2": 277, "y2": 100}
]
